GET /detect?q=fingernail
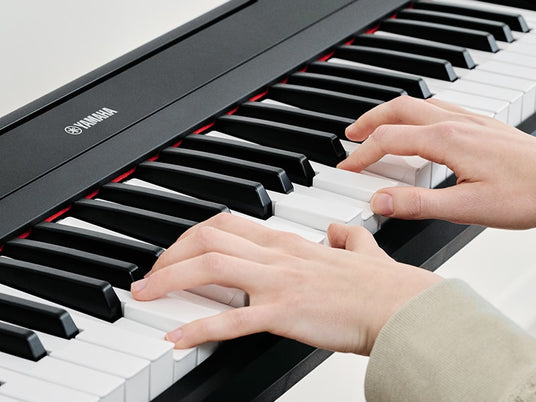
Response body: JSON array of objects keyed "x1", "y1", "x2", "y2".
[
  {"x1": 131, "y1": 278, "x2": 148, "y2": 293},
  {"x1": 371, "y1": 193, "x2": 394, "y2": 216},
  {"x1": 166, "y1": 328, "x2": 183, "y2": 343}
]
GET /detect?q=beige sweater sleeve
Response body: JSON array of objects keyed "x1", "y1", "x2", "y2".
[{"x1": 365, "y1": 279, "x2": 536, "y2": 401}]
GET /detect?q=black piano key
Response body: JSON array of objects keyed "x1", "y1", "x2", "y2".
[
  {"x1": 71, "y1": 198, "x2": 196, "y2": 248},
  {"x1": 397, "y1": 8, "x2": 514, "y2": 42},
  {"x1": 335, "y1": 45, "x2": 458, "y2": 81},
  {"x1": 180, "y1": 134, "x2": 315, "y2": 186},
  {"x1": 99, "y1": 182, "x2": 229, "y2": 222},
  {"x1": 413, "y1": 1, "x2": 530, "y2": 32},
  {"x1": 474, "y1": 0, "x2": 536, "y2": 11},
  {"x1": 236, "y1": 101, "x2": 354, "y2": 140},
  {"x1": 0, "y1": 256, "x2": 122, "y2": 323},
  {"x1": 307, "y1": 61, "x2": 432, "y2": 98},
  {"x1": 267, "y1": 83, "x2": 383, "y2": 120},
  {"x1": 2, "y1": 238, "x2": 138, "y2": 290},
  {"x1": 0, "y1": 321, "x2": 47, "y2": 361},
  {"x1": 287, "y1": 71, "x2": 407, "y2": 101},
  {"x1": 379, "y1": 19, "x2": 499, "y2": 52},
  {"x1": 136, "y1": 161, "x2": 272, "y2": 219},
  {"x1": 158, "y1": 147, "x2": 293, "y2": 194},
  {"x1": 215, "y1": 114, "x2": 346, "y2": 166},
  {"x1": 352, "y1": 33, "x2": 476, "y2": 69},
  {"x1": 0, "y1": 293, "x2": 79, "y2": 339},
  {"x1": 30, "y1": 222, "x2": 164, "y2": 276}
]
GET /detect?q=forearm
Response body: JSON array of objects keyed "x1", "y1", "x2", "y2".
[{"x1": 365, "y1": 278, "x2": 536, "y2": 401}]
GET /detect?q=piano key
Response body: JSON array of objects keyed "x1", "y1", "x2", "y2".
[
  {"x1": 397, "y1": 8, "x2": 515, "y2": 42},
  {"x1": 0, "y1": 322, "x2": 46, "y2": 361},
  {"x1": 504, "y1": 41, "x2": 536, "y2": 57},
  {"x1": 158, "y1": 147, "x2": 293, "y2": 194},
  {"x1": 0, "y1": 367, "x2": 98, "y2": 402},
  {"x1": 287, "y1": 71, "x2": 407, "y2": 102},
  {"x1": 447, "y1": 80, "x2": 524, "y2": 125},
  {"x1": 352, "y1": 33, "x2": 476, "y2": 69},
  {"x1": 309, "y1": 60, "x2": 432, "y2": 99},
  {"x1": 30, "y1": 221, "x2": 163, "y2": 275},
  {"x1": 266, "y1": 190, "x2": 363, "y2": 232},
  {"x1": 379, "y1": 18, "x2": 500, "y2": 52},
  {"x1": 181, "y1": 131, "x2": 316, "y2": 186},
  {"x1": 234, "y1": 101, "x2": 354, "y2": 140},
  {"x1": 437, "y1": 0, "x2": 536, "y2": 25},
  {"x1": 412, "y1": 1, "x2": 530, "y2": 32},
  {"x1": 267, "y1": 83, "x2": 383, "y2": 120},
  {"x1": 335, "y1": 45, "x2": 458, "y2": 81},
  {"x1": 0, "y1": 349, "x2": 124, "y2": 402},
  {"x1": 432, "y1": 90, "x2": 510, "y2": 123},
  {"x1": 340, "y1": 140, "x2": 436, "y2": 188},
  {"x1": 2, "y1": 238, "x2": 139, "y2": 290},
  {"x1": 0, "y1": 283, "x2": 174, "y2": 399},
  {"x1": 99, "y1": 182, "x2": 229, "y2": 221},
  {"x1": 0, "y1": 257, "x2": 122, "y2": 322},
  {"x1": 477, "y1": 60, "x2": 536, "y2": 83},
  {"x1": 135, "y1": 161, "x2": 272, "y2": 219},
  {"x1": 215, "y1": 114, "x2": 347, "y2": 166},
  {"x1": 461, "y1": 70, "x2": 536, "y2": 119},
  {"x1": 114, "y1": 287, "x2": 231, "y2": 333},
  {"x1": 309, "y1": 161, "x2": 403, "y2": 202},
  {"x1": 28, "y1": 328, "x2": 150, "y2": 402},
  {"x1": 0, "y1": 292, "x2": 78, "y2": 339},
  {"x1": 112, "y1": 318, "x2": 197, "y2": 382},
  {"x1": 291, "y1": 184, "x2": 382, "y2": 233},
  {"x1": 71, "y1": 198, "x2": 196, "y2": 248}
]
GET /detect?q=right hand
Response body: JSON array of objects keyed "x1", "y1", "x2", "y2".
[{"x1": 338, "y1": 96, "x2": 536, "y2": 229}]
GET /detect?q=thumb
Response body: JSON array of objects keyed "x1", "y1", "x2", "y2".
[{"x1": 370, "y1": 185, "x2": 479, "y2": 223}]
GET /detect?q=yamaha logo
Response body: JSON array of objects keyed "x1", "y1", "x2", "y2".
[
  {"x1": 65, "y1": 126, "x2": 83, "y2": 135},
  {"x1": 64, "y1": 107, "x2": 118, "y2": 135}
]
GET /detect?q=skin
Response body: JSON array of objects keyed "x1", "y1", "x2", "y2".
[{"x1": 131, "y1": 96, "x2": 536, "y2": 355}]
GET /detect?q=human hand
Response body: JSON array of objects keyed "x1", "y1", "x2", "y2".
[
  {"x1": 338, "y1": 96, "x2": 536, "y2": 229},
  {"x1": 131, "y1": 213, "x2": 440, "y2": 355}
]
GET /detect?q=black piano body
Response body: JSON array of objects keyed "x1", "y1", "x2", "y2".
[{"x1": 1, "y1": 1, "x2": 535, "y2": 400}]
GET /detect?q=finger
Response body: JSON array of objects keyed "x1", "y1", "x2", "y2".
[
  {"x1": 132, "y1": 253, "x2": 267, "y2": 300},
  {"x1": 148, "y1": 224, "x2": 278, "y2": 275},
  {"x1": 165, "y1": 305, "x2": 276, "y2": 348},
  {"x1": 327, "y1": 223, "x2": 389, "y2": 258},
  {"x1": 344, "y1": 95, "x2": 454, "y2": 142},
  {"x1": 338, "y1": 122, "x2": 451, "y2": 173},
  {"x1": 369, "y1": 183, "x2": 487, "y2": 223}
]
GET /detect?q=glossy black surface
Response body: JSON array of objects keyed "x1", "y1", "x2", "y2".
[
  {"x1": 0, "y1": 321, "x2": 47, "y2": 361},
  {"x1": 0, "y1": 292, "x2": 79, "y2": 339}
]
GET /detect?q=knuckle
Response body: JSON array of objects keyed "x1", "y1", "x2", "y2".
[
  {"x1": 403, "y1": 188, "x2": 425, "y2": 219},
  {"x1": 201, "y1": 252, "x2": 228, "y2": 276},
  {"x1": 194, "y1": 226, "x2": 220, "y2": 250},
  {"x1": 210, "y1": 211, "x2": 233, "y2": 226}
]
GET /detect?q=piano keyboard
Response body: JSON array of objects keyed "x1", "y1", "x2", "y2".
[{"x1": 1, "y1": 0, "x2": 535, "y2": 400}]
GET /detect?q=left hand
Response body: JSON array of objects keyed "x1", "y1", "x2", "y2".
[{"x1": 131, "y1": 213, "x2": 441, "y2": 355}]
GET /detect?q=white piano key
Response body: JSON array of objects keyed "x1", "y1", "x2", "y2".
[
  {"x1": 0, "y1": 367, "x2": 98, "y2": 402},
  {"x1": 340, "y1": 140, "x2": 434, "y2": 188},
  {"x1": 0, "y1": 351, "x2": 124, "y2": 402},
  {"x1": 492, "y1": 50, "x2": 536, "y2": 69},
  {"x1": 432, "y1": 90, "x2": 510, "y2": 123},
  {"x1": 113, "y1": 287, "x2": 230, "y2": 333},
  {"x1": 266, "y1": 189, "x2": 363, "y2": 232},
  {"x1": 462, "y1": 70, "x2": 536, "y2": 119},
  {"x1": 30, "y1": 329, "x2": 150, "y2": 402},
  {"x1": 112, "y1": 318, "x2": 197, "y2": 383},
  {"x1": 478, "y1": 61, "x2": 536, "y2": 82},
  {"x1": 114, "y1": 288, "x2": 229, "y2": 364},
  {"x1": 291, "y1": 184, "x2": 382, "y2": 233},
  {"x1": 0, "y1": 284, "x2": 174, "y2": 400},
  {"x1": 505, "y1": 41, "x2": 536, "y2": 57},
  {"x1": 448, "y1": 80, "x2": 524, "y2": 126},
  {"x1": 309, "y1": 160, "x2": 402, "y2": 202}
]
